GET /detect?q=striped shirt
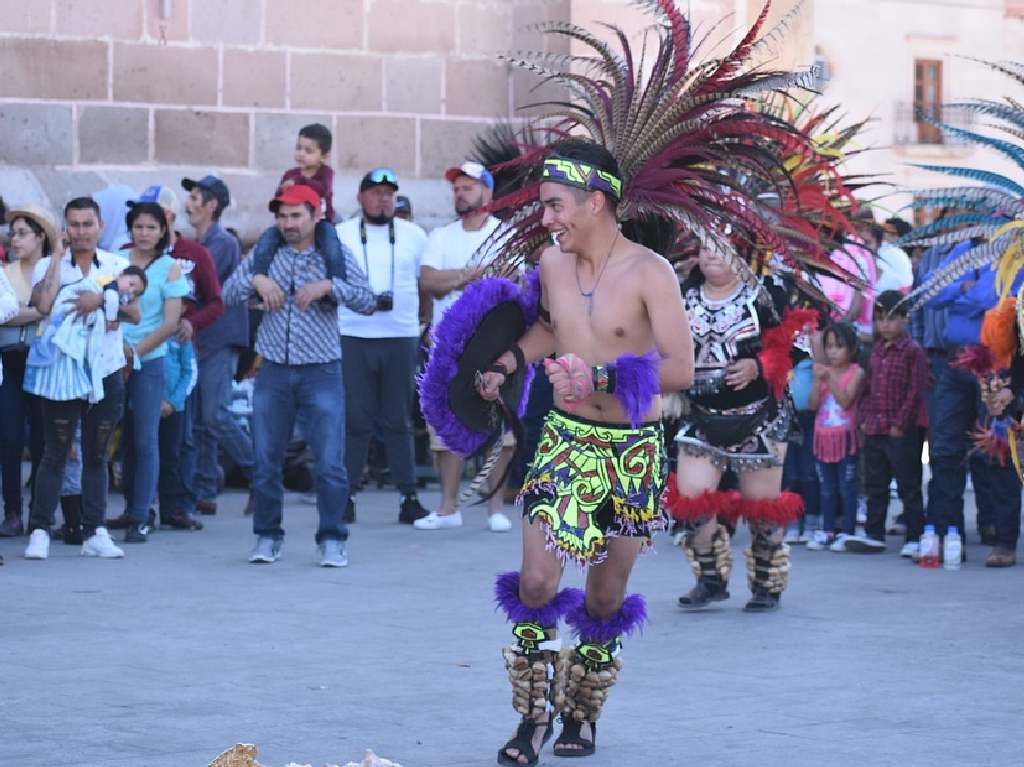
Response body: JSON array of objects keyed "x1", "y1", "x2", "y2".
[{"x1": 222, "y1": 243, "x2": 374, "y2": 365}]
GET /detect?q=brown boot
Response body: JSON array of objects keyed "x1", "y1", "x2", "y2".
[{"x1": 985, "y1": 546, "x2": 1017, "y2": 568}]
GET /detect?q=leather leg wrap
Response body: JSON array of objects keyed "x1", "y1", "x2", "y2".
[
  {"x1": 681, "y1": 524, "x2": 732, "y2": 585},
  {"x1": 554, "y1": 646, "x2": 623, "y2": 723},
  {"x1": 504, "y1": 642, "x2": 557, "y2": 719},
  {"x1": 745, "y1": 541, "x2": 790, "y2": 595}
]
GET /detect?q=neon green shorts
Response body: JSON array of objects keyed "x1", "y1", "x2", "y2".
[{"x1": 518, "y1": 409, "x2": 666, "y2": 567}]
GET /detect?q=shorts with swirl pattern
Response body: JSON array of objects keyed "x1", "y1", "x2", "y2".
[{"x1": 518, "y1": 409, "x2": 666, "y2": 568}]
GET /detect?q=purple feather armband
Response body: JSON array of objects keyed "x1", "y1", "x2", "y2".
[{"x1": 609, "y1": 350, "x2": 660, "y2": 427}]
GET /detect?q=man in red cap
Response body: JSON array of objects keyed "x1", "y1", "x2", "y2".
[{"x1": 221, "y1": 185, "x2": 375, "y2": 568}]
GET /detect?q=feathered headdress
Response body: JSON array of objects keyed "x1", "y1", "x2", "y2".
[
  {"x1": 744, "y1": 94, "x2": 879, "y2": 294},
  {"x1": 899, "y1": 59, "x2": 1024, "y2": 310},
  {"x1": 475, "y1": 0, "x2": 830, "y2": 285}
]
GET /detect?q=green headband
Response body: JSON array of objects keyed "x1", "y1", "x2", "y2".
[{"x1": 542, "y1": 157, "x2": 623, "y2": 200}]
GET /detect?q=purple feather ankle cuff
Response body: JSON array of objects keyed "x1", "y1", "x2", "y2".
[
  {"x1": 612, "y1": 351, "x2": 660, "y2": 427},
  {"x1": 565, "y1": 593, "x2": 647, "y2": 645},
  {"x1": 494, "y1": 571, "x2": 583, "y2": 626}
]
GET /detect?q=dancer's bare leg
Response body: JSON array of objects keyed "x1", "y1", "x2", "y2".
[
  {"x1": 553, "y1": 537, "x2": 642, "y2": 753},
  {"x1": 501, "y1": 516, "x2": 563, "y2": 765}
]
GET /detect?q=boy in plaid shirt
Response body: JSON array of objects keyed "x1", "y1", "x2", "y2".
[{"x1": 847, "y1": 290, "x2": 929, "y2": 552}]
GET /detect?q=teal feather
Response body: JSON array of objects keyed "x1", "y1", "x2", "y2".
[{"x1": 908, "y1": 165, "x2": 1024, "y2": 197}]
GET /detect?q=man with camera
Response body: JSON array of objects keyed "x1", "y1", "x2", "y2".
[{"x1": 336, "y1": 168, "x2": 431, "y2": 524}]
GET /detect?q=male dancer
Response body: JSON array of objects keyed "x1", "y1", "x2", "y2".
[
  {"x1": 420, "y1": 5, "x2": 820, "y2": 763},
  {"x1": 480, "y1": 140, "x2": 694, "y2": 762}
]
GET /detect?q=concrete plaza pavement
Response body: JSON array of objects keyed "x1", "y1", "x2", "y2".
[{"x1": 2, "y1": 487, "x2": 1022, "y2": 767}]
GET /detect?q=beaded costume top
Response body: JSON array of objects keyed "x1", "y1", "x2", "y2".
[{"x1": 683, "y1": 276, "x2": 790, "y2": 410}]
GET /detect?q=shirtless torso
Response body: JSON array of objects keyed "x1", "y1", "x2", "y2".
[{"x1": 536, "y1": 239, "x2": 693, "y2": 422}]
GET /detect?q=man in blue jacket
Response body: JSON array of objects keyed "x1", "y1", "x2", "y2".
[{"x1": 923, "y1": 246, "x2": 1023, "y2": 555}]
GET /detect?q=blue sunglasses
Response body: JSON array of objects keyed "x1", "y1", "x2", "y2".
[{"x1": 366, "y1": 167, "x2": 399, "y2": 186}]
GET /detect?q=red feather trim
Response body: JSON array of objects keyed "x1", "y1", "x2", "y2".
[
  {"x1": 758, "y1": 308, "x2": 819, "y2": 400},
  {"x1": 662, "y1": 476, "x2": 741, "y2": 524},
  {"x1": 736, "y1": 492, "x2": 804, "y2": 526},
  {"x1": 951, "y1": 345, "x2": 998, "y2": 378}
]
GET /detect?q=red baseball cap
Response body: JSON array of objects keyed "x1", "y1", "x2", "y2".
[{"x1": 269, "y1": 184, "x2": 321, "y2": 213}]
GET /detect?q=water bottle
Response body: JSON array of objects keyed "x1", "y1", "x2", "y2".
[
  {"x1": 919, "y1": 525, "x2": 940, "y2": 568},
  {"x1": 943, "y1": 526, "x2": 962, "y2": 571}
]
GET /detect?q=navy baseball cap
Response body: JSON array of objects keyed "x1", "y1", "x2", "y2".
[{"x1": 181, "y1": 175, "x2": 230, "y2": 209}]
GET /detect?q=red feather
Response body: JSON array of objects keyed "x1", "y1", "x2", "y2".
[{"x1": 758, "y1": 308, "x2": 819, "y2": 400}]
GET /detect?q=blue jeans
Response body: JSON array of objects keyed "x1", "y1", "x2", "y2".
[
  {"x1": 0, "y1": 349, "x2": 30, "y2": 519},
  {"x1": 157, "y1": 395, "x2": 194, "y2": 515},
  {"x1": 252, "y1": 360, "x2": 348, "y2": 543},
  {"x1": 122, "y1": 357, "x2": 165, "y2": 523},
  {"x1": 816, "y1": 454, "x2": 858, "y2": 535},
  {"x1": 782, "y1": 410, "x2": 819, "y2": 532},
  {"x1": 194, "y1": 347, "x2": 253, "y2": 502},
  {"x1": 925, "y1": 351, "x2": 1007, "y2": 538}
]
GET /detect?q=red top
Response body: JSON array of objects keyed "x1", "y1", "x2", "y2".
[
  {"x1": 171, "y1": 234, "x2": 224, "y2": 334},
  {"x1": 280, "y1": 164, "x2": 335, "y2": 223},
  {"x1": 859, "y1": 333, "x2": 929, "y2": 435}
]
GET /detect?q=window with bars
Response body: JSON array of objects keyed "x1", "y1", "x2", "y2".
[{"x1": 914, "y1": 59, "x2": 943, "y2": 144}]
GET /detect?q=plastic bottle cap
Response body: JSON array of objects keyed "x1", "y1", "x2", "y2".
[
  {"x1": 924, "y1": 525, "x2": 935, "y2": 533},
  {"x1": 948, "y1": 526, "x2": 958, "y2": 535}
]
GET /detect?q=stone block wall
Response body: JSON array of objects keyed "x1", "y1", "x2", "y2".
[{"x1": 0, "y1": 0, "x2": 571, "y2": 238}]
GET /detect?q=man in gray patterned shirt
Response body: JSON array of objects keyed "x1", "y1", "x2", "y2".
[{"x1": 223, "y1": 184, "x2": 374, "y2": 567}]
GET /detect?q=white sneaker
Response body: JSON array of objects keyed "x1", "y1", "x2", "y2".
[
  {"x1": 783, "y1": 528, "x2": 802, "y2": 544},
  {"x1": 24, "y1": 529, "x2": 50, "y2": 560},
  {"x1": 488, "y1": 512, "x2": 512, "y2": 532},
  {"x1": 806, "y1": 530, "x2": 830, "y2": 551},
  {"x1": 413, "y1": 511, "x2": 463, "y2": 530},
  {"x1": 900, "y1": 541, "x2": 920, "y2": 559},
  {"x1": 81, "y1": 527, "x2": 125, "y2": 558},
  {"x1": 829, "y1": 534, "x2": 850, "y2": 553}
]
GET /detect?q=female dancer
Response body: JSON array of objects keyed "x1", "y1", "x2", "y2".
[{"x1": 664, "y1": 248, "x2": 813, "y2": 611}]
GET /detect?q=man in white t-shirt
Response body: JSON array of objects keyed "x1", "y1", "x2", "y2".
[
  {"x1": 417, "y1": 161, "x2": 513, "y2": 532},
  {"x1": 337, "y1": 168, "x2": 431, "y2": 525}
]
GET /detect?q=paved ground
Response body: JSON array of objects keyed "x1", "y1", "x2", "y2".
[{"x1": 2, "y1": 486, "x2": 1022, "y2": 767}]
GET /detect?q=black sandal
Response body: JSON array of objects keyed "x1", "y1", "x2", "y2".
[
  {"x1": 552, "y1": 718, "x2": 596, "y2": 758},
  {"x1": 497, "y1": 716, "x2": 554, "y2": 767}
]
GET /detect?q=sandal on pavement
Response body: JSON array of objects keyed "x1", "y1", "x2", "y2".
[
  {"x1": 552, "y1": 719, "x2": 596, "y2": 758},
  {"x1": 497, "y1": 716, "x2": 554, "y2": 767}
]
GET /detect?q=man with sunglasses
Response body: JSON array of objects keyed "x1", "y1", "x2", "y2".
[{"x1": 335, "y1": 168, "x2": 431, "y2": 524}]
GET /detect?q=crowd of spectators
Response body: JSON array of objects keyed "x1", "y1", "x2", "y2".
[{"x1": 0, "y1": 123, "x2": 1019, "y2": 568}]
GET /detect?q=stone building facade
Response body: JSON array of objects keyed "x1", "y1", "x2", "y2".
[
  {"x1": 3, "y1": 0, "x2": 1023, "y2": 238},
  {"x1": 0, "y1": 0, "x2": 575, "y2": 237}
]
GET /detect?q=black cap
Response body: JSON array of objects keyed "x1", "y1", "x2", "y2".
[
  {"x1": 359, "y1": 167, "x2": 399, "y2": 192},
  {"x1": 874, "y1": 289, "x2": 908, "y2": 316},
  {"x1": 395, "y1": 195, "x2": 412, "y2": 214},
  {"x1": 181, "y1": 175, "x2": 230, "y2": 210}
]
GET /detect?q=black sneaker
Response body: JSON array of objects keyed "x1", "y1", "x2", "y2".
[
  {"x1": 124, "y1": 523, "x2": 149, "y2": 543},
  {"x1": 399, "y1": 495, "x2": 429, "y2": 524},
  {"x1": 678, "y1": 579, "x2": 730, "y2": 610},
  {"x1": 743, "y1": 589, "x2": 781, "y2": 612},
  {"x1": 106, "y1": 513, "x2": 132, "y2": 530},
  {"x1": 343, "y1": 498, "x2": 356, "y2": 524}
]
